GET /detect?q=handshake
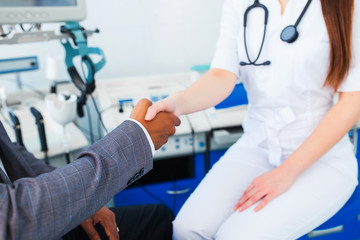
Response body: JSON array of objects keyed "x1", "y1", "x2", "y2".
[{"x1": 130, "y1": 98, "x2": 181, "y2": 150}]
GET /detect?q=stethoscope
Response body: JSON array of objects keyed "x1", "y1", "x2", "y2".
[{"x1": 240, "y1": 0, "x2": 313, "y2": 66}]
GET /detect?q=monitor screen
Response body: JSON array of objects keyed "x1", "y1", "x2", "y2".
[
  {"x1": 0, "y1": 0, "x2": 86, "y2": 23},
  {"x1": 0, "y1": 0, "x2": 77, "y2": 7}
]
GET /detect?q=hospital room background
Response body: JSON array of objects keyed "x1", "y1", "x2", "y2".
[
  {"x1": 0, "y1": 0, "x2": 224, "y2": 92},
  {"x1": 0, "y1": 0, "x2": 360, "y2": 239}
]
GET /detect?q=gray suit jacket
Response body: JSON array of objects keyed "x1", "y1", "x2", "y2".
[{"x1": 0, "y1": 120, "x2": 153, "y2": 240}]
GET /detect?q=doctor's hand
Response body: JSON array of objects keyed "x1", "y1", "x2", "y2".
[
  {"x1": 144, "y1": 98, "x2": 177, "y2": 121},
  {"x1": 233, "y1": 166, "x2": 297, "y2": 213},
  {"x1": 81, "y1": 207, "x2": 119, "y2": 240},
  {"x1": 131, "y1": 98, "x2": 181, "y2": 150}
]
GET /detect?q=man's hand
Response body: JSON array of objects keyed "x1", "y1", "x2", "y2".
[
  {"x1": 130, "y1": 98, "x2": 181, "y2": 150},
  {"x1": 81, "y1": 207, "x2": 119, "y2": 240}
]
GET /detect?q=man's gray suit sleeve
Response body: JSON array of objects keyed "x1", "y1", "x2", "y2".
[
  {"x1": 0, "y1": 120, "x2": 153, "y2": 240},
  {"x1": 13, "y1": 142, "x2": 56, "y2": 174}
]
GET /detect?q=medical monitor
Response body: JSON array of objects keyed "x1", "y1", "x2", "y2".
[{"x1": 0, "y1": 0, "x2": 86, "y2": 24}]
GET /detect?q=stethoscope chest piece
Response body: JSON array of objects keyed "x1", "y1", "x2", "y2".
[
  {"x1": 240, "y1": 0, "x2": 313, "y2": 66},
  {"x1": 280, "y1": 25, "x2": 299, "y2": 43}
]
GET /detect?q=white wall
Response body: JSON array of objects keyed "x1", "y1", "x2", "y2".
[{"x1": 0, "y1": 0, "x2": 224, "y2": 93}]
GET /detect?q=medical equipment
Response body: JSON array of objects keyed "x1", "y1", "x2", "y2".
[
  {"x1": 0, "y1": 56, "x2": 39, "y2": 75},
  {"x1": 280, "y1": 0, "x2": 313, "y2": 43},
  {"x1": 0, "y1": 2, "x2": 97, "y2": 165},
  {"x1": 0, "y1": 0, "x2": 86, "y2": 24},
  {"x1": 45, "y1": 93, "x2": 77, "y2": 127},
  {"x1": 8, "y1": 109, "x2": 25, "y2": 147},
  {"x1": 0, "y1": 23, "x2": 106, "y2": 119},
  {"x1": 45, "y1": 93, "x2": 77, "y2": 163},
  {"x1": 0, "y1": 88, "x2": 25, "y2": 147},
  {"x1": 46, "y1": 56, "x2": 68, "y2": 94},
  {"x1": 240, "y1": 0, "x2": 313, "y2": 66},
  {"x1": 0, "y1": 56, "x2": 39, "y2": 91},
  {"x1": 0, "y1": 27, "x2": 98, "y2": 45},
  {"x1": 29, "y1": 106, "x2": 49, "y2": 164},
  {"x1": 0, "y1": 94, "x2": 89, "y2": 163},
  {"x1": 0, "y1": 0, "x2": 105, "y2": 119},
  {"x1": 61, "y1": 22, "x2": 106, "y2": 118}
]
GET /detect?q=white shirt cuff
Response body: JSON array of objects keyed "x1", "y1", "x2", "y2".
[
  {"x1": 0, "y1": 158, "x2": 8, "y2": 177},
  {"x1": 127, "y1": 119, "x2": 155, "y2": 156}
]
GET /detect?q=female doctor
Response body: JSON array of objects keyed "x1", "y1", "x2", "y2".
[{"x1": 146, "y1": 0, "x2": 360, "y2": 239}]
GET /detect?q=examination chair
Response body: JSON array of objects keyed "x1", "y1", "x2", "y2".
[{"x1": 299, "y1": 131, "x2": 360, "y2": 239}]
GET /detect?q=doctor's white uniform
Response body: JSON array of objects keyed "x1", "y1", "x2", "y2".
[{"x1": 173, "y1": 0, "x2": 360, "y2": 239}]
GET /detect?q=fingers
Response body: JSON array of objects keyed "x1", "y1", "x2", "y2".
[
  {"x1": 168, "y1": 114, "x2": 181, "y2": 135},
  {"x1": 233, "y1": 187, "x2": 257, "y2": 211},
  {"x1": 233, "y1": 182, "x2": 256, "y2": 209},
  {"x1": 237, "y1": 191, "x2": 265, "y2": 212},
  {"x1": 101, "y1": 221, "x2": 119, "y2": 240},
  {"x1": 81, "y1": 221, "x2": 101, "y2": 240},
  {"x1": 234, "y1": 190, "x2": 274, "y2": 213},
  {"x1": 130, "y1": 98, "x2": 152, "y2": 120},
  {"x1": 99, "y1": 211, "x2": 119, "y2": 240},
  {"x1": 144, "y1": 106, "x2": 157, "y2": 121},
  {"x1": 149, "y1": 112, "x2": 174, "y2": 150},
  {"x1": 174, "y1": 115, "x2": 181, "y2": 127},
  {"x1": 254, "y1": 194, "x2": 274, "y2": 212},
  {"x1": 145, "y1": 101, "x2": 164, "y2": 121},
  {"x1": 233, "y1": 180, "x2": 272, "y2": 213},
  {"x1": 138, "y1": 99, "x2": 181, "y2": 150}
]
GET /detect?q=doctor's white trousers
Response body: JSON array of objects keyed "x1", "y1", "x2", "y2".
[{"x1": 172, "y1": 140, "x2": 358, "y2": 240}]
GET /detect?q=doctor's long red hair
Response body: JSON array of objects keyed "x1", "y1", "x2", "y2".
[{"x1": 321, "y1": 0, "x2": 354, "y2": 91}]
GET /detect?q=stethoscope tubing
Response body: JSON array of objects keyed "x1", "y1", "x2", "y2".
[
  {"x1": 242, "y1": 1, "x2": 270, "y2": 66},
  {"x1": 240, "y1": 0, "x2": 312, "y2": 66},
  {"x1": 243, "y1": 25, "x2": 269, "y2": 66}
]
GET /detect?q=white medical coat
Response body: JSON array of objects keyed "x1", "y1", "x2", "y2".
[{"x1": 211, "y1": 0, "x2": 360, "y2": 180}]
